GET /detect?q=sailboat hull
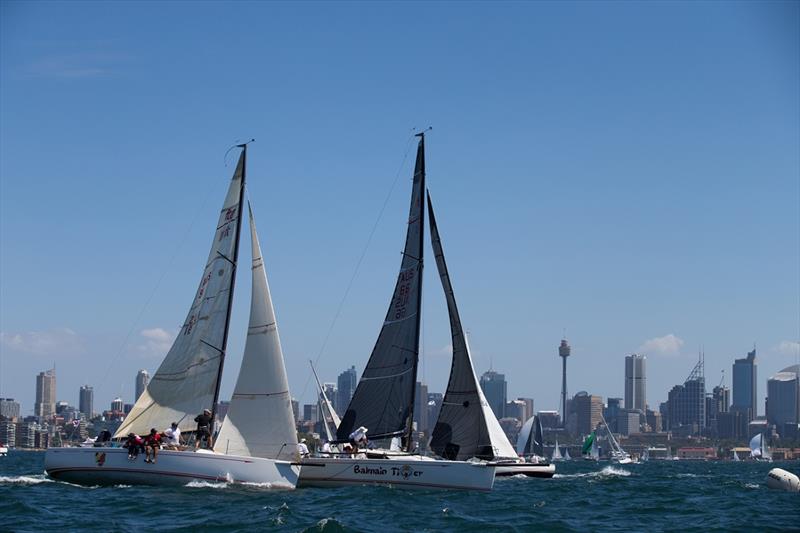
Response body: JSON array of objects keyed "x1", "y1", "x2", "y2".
[
  {"x1": 298, "y1": 456, "x2": 495, "y2": 491},
  {"x1": 44, "y1": 446, "x2": 299, "y2": 488},
  {"x1": 494, "y1": 462, "x2": 556, "y2": 478}
]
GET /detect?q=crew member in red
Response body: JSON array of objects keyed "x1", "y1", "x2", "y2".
[{"x1": 144, "y1": 428, "x2": 162, "y2": 464}]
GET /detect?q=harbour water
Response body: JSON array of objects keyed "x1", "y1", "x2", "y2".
[{"x1": 1, "y1": 451, "x2": 798, "y2": 532}]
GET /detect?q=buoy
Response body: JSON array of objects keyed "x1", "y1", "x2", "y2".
[{"x1": 765, "y1": 468, "x2": 800, "y2": 492}]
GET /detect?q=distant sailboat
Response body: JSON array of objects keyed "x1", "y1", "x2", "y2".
[
  {"x1": 45, "y1": 144, "x2": 300, "y2": 487},
  {"x1": 732, "y1": 450, "x2": 741, "y2": 462},
  {"x1": 582, "y1": 431, "x2": 599, "y2": 460},
  {"x1": 551, "y1": 438, "x2": 563, "y2": 462},
  {"x1": 564, "y1": 447, "x2": 572, "y2": 461},
  {"x1": 600, "y1": 413, "x2": 633, "y2": 464},
  {"x1": 749, "y1": 433, "x2": 772, "y2": 462}
]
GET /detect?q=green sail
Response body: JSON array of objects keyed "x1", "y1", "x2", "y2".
[{"x1": 582, "y1": 431, "x2": 596, "y2": 455}]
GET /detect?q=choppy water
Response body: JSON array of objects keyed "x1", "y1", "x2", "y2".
[{"x1": 1, "y1": 451, "x2": 798, "y2": 532}]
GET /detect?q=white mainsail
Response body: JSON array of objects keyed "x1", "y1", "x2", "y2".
[
  {"x1": 517, "y1": 417, "x2": 535, "y2": 456},
  {"x1": 116, "y1": 153, "x2": 245, "y2": 438},
  {"x1": 214, "y1": 206, "x2": 297, "y2": 460},
  {"x1": 564, "y1": 447, "x2": 571, "y2": 461}
]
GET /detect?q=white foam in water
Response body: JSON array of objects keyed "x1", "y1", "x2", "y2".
[
  {"x1": 0, "y1": 475, "x2": 53, "y2": 485},
  {"x1": 744, "y1": 483, "x2": 760, "y2": 489},
  {"x1": 554, "y1": 466, "x2": 631, "y2": 479},
  {"x1": 184, "y1": 481, "x2": 230, "y2": 489}
]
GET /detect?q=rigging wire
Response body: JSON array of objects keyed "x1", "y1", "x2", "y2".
[{"x1": 296, "y1": 135, "x2": 417, "y2": 402}]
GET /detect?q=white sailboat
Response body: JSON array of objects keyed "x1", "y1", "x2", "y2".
[
  {"x1": 45, "y1": 145, "x2": 300, "y2": 488},
  {"x1": 563, "y1": 447, "x2": 572, "y2": 461},
  {"x1": 732, "y1": 450, "x2": 740, "y2": 462},
  {"x1": 600, "y1": 413, "x2": 633, "y2": 464},
  {"x1": 426, "y1": 193, "x2": 553, "y2": 478},
  {"x1": 298, "y1": 134, "x2": 495, "y2": 491},
  {"x1": 749, "y1": 432, "x2": 772, "y2": 462},
  {"x1": 551, "y1": 438, "x2": 563, "y2": 462}
]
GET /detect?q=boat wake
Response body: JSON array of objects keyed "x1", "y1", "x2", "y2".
[
  {"x1": 184, "y1": 480, "x2": 230, "y2": 489},
  {"x1": 0, "y1": 474, "x2": 54, "y2": 485},
  {"x1": 554, "y1": 466, "x2": 632, "y2": 479}
]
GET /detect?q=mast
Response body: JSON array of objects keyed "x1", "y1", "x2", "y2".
[
  {"x1": 405, "y1": 131, "x2": 425, "y2": 451},
  {"x1": 212, "y1": 142, "x2": 248, "y2": 421}
]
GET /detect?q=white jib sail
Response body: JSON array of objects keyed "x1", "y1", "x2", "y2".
[
  {"x1": 116, "y1": 153, "x2": 245, "y2": 438},
  {"x1": 214, "y1": 205, "x2": 298, "y2": 460}
]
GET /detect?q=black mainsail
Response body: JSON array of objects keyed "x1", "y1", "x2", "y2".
[
  {"x1": 337, "y1": 135, "x2": 426, "y2": 449},
  {"x1": 427, "y1": 191, "x2": 518, "y2": 461}
]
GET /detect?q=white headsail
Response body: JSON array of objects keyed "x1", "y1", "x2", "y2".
[
  {"x1": 116, "y1": 152, "x2": 245, "y2": 438},
  {"x1": 214, "y1": 205, "x2": 298, "y2": 460}
]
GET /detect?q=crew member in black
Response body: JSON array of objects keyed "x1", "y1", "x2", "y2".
[{"x1": 194, "y1": 408, "x2": 214, "y2": 449}]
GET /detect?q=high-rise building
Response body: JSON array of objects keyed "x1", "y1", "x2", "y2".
[
  {"x1": 766, "y1": 364, "x2": 799, "y2": 438},
  {"x1": 414, "y1": 382, "x2": 429, "y2": 433},
  {"x1": 79, "y1": 385, "x2": 94, "y2": 418},
  {"x1": 135, "y1": 370, "x2": 150, "y2": 401},
  {"x1": 336, "y1": 366, "x2": 357, "y2": 415},
  {"x1": 303, "y1": 403, "x2": 318, "y2": 423},
  {"x1": 604, "y1": 397, "x2": 623, "y2": 433},
  {"x1": 479, "y1": 370, "x2": 507, "y2": 419},
  {"x1": 732, "y1": 348, "x2": 757, "y2": 421},
  {"x1": 624, "y1": 354, "x2": 646, "y2": 412},
  {"x1": 0, "y1": 419, "x2": 16, "y2": 447},
  {"x1": 666, "y1": 355, "x2": 705, "y2": 435},
  {"x1": 427, "y1": 392, "x2": 443, "y2": 429},
  {"x1": 573, "y1": 392, "x2": 603, "y2": 436},
  {"x1": 35, "y1": 369, "x2": 56, "y2": 420},
  {"x1": 517, "y1": 398, "x2": 535, "y2": 422},
  {"x1": 0, "y1": 398, "x2": 21, "y2": 420},
  {"x1": 505, "y1": 399, "x2": 526, "y2": 422},
  {"x1": 559, "y1": 339, "x2": 571, "y2": 427},
  {"x1": 111, "y1": 397, "x2": 123, "y2": 412}
]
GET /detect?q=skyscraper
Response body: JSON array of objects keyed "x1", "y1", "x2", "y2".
[
  {"x1": 573, "y1": 392, "x2": 603, "y2": 436},
  {"x1": 766, "y1": 364, "x2": 799, "y2": 438},
  {"x1": 0, "y1": 398, "x2": 21, "y2": 420},
  {"x1": 79, "y1": 385, "x2": 94, "y2": 418},
  {"x1": 479, "y1": 370, "x2": 507, "y2": 419},
  {"x1": 135, "y1": 370, "x2": 150, "y2": 401},
  {"x1": 414, "y1": 381, "x2": 429, "y2": 433},
  {"x1": 559, "y1": 339, "x2": 570, "y2": 427},
  {"x1": 665, "y1": 354, "x2": 705, "y2": 434},
  {"x1": 624, "y1": 354, "x2": 646, "y2": 412},
  {"x1": 336, "y1": 365, "x2": 357, "y2": 415},
  {"x1": 34, "y1": 369, "x2": 56, "y2": 419},
  {"x1": 732, "y1": 348, "x2": 757, "y2": 421},
  {"x1": 111, "y1": 397, "x2": 123, "y2": 412}
]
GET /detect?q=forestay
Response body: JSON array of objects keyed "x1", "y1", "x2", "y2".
[
  {"x1": 115, "y1": 153, "x2": 245, "y2": 438},
  {"x1": 337, "y1": 137, "x2": 426, "y2": 444},
  {"x1": 427, "y1": 192, "x2": 518, "y2": 461},
  {"x1": 214, "y1": 206, "x2": 298, "y2": 460}
]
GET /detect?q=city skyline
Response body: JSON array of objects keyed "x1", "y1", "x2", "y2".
[{"x1": 1, "y1": 2, "x2": 798, "y2": 418}]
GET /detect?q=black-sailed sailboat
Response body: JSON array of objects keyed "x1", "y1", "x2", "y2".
[{"x1": 297, "y1": 133, "x2": 496, "y2": 491}]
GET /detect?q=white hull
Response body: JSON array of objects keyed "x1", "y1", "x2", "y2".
[
  {"x1": 494, "y1": 462, "x2": 556, "y2": 478},
  {"x1": 298, "y1": 456, "x2": 495, "y2": 491},
  {"x1": 45, "y1": 446, "x2": 298, "y2": 488},
  {"x1": 0, "y1": 446, "x2": 7, "y2": 456}
]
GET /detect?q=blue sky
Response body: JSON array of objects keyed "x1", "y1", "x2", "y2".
[{"x1": 1, "y1": 1, "x2": 798, "y2": 418}]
